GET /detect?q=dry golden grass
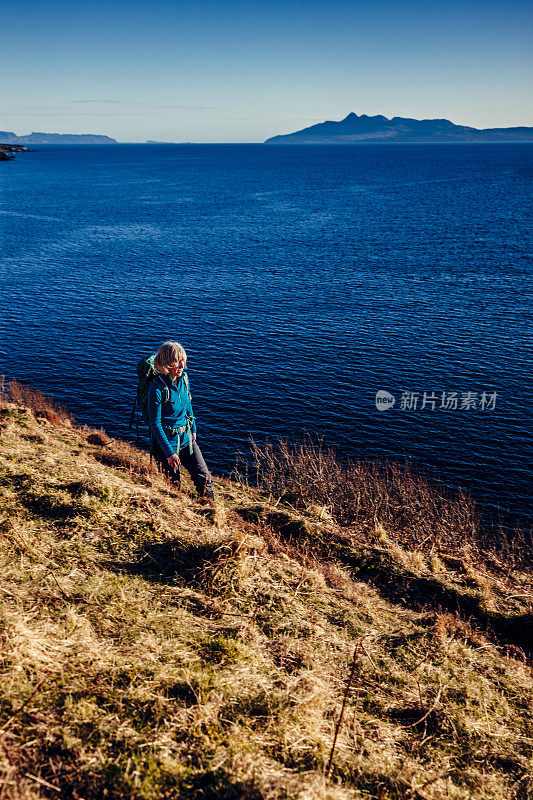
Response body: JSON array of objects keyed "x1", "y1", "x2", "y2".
[
  {"x1": 1, "y1": 379, "x2": 74, "y2": 427},
  {"x1": 0, "y1": 395, "x2": 531, "y2": 799},
  {"x1": 246, "y1": 438, "x2": 532, "y2": 566}
]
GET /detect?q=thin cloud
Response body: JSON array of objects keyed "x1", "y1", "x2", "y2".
[
  {"x1": 3, "y1": 112, "x2": 145, "y2": 118},
  {"x1": 159, "y1": 105, "x2": 217, "y2": 110},
  {"x1": 4, "y1": 106, "x2": 219, "y2": 118},
  {"x1": 74, "y1": 100, "x2": 146, "y2": 105},
  {"x1": 74, "y1": 100, "x2": 217, "y2": 110}
]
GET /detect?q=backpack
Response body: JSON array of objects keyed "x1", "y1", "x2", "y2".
[{"x1": 129, "y1": 355, "x2": 191, "y2": 439}]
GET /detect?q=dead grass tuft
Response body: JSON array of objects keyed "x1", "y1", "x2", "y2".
[
  {"x1": 2, "y1": 378, "x2": 74, "y2": 426},
  {"x1": 247, "y1": 438, "x2": 532, "y2": 565},
  {"x1": 90, "y1": 438, "x2": 155, "y2": 476},
  {"x1": 84, "y1": 428, "x2": 111, "y2": 446}
]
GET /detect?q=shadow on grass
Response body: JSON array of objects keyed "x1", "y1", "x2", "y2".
[
  {"x1": 103, "y1": 538, "x2": 236, "y2": 591},
  {"x1": 181, "y1": 770, "x2": 264, "y2": 800},
  {"x1": 350, "y1": 551, "x2": 533, "y2": 658},
  {"x1": 72, "y1": 767, "x2": 264, "y2": 800},
  {"x1": 2, "y1": 471, "x2": 93, "y2": 523},
  {"x1": 21, "y1": 494, "x2": 92, "y2": 522},
  {"x1": 241, "y1": 506, "x2": 533, "y2": 659}
]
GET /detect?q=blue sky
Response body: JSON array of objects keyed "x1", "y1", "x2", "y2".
[{"x1": 1, "y1": 0, "x2": 532, "y2": 142}]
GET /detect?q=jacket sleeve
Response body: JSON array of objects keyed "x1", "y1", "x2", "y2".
[{"x1": 148, "y1": 383, "x2": 174, "y2": 459}]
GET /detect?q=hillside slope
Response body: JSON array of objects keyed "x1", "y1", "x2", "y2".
[{"x1": 0, "y1": 399, "x2": 531, "y2": 799}]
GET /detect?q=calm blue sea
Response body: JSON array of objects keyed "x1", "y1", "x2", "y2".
[{"x1": 0, "y1": 144, "x2": 531, "y2": 525}]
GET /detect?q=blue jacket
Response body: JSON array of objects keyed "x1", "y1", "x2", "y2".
[{"x1": 148, "y1": 372, "x2": 196, "y2": 459}]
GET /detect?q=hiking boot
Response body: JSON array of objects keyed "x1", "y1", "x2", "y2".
[{"x1": 198, "y1": 492, "x2": 215, "y2": 505}]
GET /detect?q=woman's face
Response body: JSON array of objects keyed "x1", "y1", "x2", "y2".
[{"x1": 167, "y1": 357, "x2": 186, "y2": 380}]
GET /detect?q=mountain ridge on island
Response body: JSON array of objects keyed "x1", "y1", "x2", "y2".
[
  {"x1": 265, "y1": 112, "x2": 533, "y2": 144},
  {"x1": 0, "y1": 131, "x2": 117, "y2": 144}
]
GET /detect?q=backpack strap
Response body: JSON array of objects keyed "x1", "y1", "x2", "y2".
[
  {"x1": 182, "y1": 372, "x2": 194, "y2": 454},
  {"x1": 154, "y1": 374, "x2": 170, "y2": 405}
]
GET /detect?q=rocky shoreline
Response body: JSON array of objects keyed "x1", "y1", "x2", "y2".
[{"x1": 0, "y1": 143, "x2": 32, "y2": 160}]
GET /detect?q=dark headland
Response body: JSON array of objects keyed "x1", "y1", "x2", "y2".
[
  {"x1": 0, "y1": 144, "x2": 30, "y2": 160},
  {"x1": 265, "y1": 112, "x2": 533, "y2": 143}
]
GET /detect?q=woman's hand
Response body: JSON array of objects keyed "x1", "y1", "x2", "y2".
[{"x1": 167, "y1": 454, "x2": 180, "y2": 468}]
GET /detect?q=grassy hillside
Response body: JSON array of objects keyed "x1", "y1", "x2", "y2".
[{"x1": 0, "y1": 388, "x2": 531, "y2": 799}]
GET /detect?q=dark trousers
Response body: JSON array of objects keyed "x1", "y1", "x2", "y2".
[{"x1": 152, "y1": 438, "x2": 214, "y2": 499}]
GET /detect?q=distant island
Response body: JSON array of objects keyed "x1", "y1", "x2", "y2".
[
  {"x1": 0, "y1": 131, "x2": 117, "y2": 145},
  {"x1": 265, "y1": 113, "x2": 533, "y2": 144},
  {"x1": 146, "y1": 140, "x2": 194, "y2": 144}
]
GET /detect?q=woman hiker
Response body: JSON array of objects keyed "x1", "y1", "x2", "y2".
[{"x1": 148, "y1": 341, "x2": 215, "y2": 501}]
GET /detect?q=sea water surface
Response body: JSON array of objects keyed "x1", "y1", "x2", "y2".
[{"x1": 0, "y1": 143, "x2": 531, "y2": 524}]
